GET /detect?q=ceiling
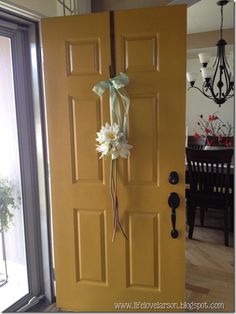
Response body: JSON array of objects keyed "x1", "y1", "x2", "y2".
[{"x1": 91, "y1": 0, "x2": 234, "y2": 35}]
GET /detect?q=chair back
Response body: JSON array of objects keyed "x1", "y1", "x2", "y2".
[
  {"x1": 187, "y1": 135, "x2": 206, "y2": 150},
  {"x1": 186, "y1": 148, "x2": 233, "y2": 195}
]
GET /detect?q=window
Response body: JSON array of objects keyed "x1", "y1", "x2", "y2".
[{"x1": 0, "y1": 7, "x2": 53, "y2": 312}]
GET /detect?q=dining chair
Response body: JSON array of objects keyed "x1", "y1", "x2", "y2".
[
  {"x1": 185, "y1": 147, "x2": 234, "y2": 246},
  {"x1": 187, "y1": 135, "x2": 206, "y2": 150}
]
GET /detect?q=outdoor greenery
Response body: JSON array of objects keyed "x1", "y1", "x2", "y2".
[{"x1": 0, "y1": 178, "x2": 18, "y2": 232}]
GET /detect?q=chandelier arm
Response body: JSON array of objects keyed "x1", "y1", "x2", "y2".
[
  {"x1": 221, "y1": 50, "x2": 233, "y2": 98},
  {"x1": 221, "y1": 45, "x2": 231, "y2": 78},
  {"x1": 211, "y1": 51, "x2": 221, "y2": 92},
  {"x1": 225, "y1": 94, "x2": 234, "y2": 99},
  {"x1": 188, "y1": 86, "x2": 214, "y2": 100},
  {"x1": 212, "y1": 42, "x2": 221, "y2": 68},
  {"x1": 222, "y1": 54, "x2": 231, "y2": 88},
  {"x1": 224, "y1": 51, "x2": 231, "y2": 69},
  {"x1": 203, "y1": 80, "x2": 218, "y2": 100},
  {"x1": 224, "y1": 85, "x2": 234, "y2": 98},
  {"x1": 201, "y1": 86, "x2": 216, "y2": 100}
]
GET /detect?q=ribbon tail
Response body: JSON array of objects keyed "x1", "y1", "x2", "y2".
[
  {"x1": 109, "y1": 85, "x2": 116, "y2": 124},
  {"x1": 110, "y1": 159, "x2": 128, "y2": 242},
  {"x1": 110, "y1": 86, "x2": 122, "y2": 128},
  {"x1": 116, "y1": 88, "x2": 130, "y2": 139}
]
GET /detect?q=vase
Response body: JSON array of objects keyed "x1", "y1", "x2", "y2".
[{"x1": 204, "y1": 136, "x2": 234, "y2": 150}]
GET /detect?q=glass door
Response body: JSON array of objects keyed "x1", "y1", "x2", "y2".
[{"x1": 0, "y1": 35, "x2": 29, "y2": 312}]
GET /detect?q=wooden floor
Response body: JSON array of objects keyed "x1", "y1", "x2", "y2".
[{"x1": 185, "y1": 209, "x2": 234, "y2": 312}]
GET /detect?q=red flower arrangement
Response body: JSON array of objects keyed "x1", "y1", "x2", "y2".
[{"x1": 194, "y1": 113, "x2": 234, "y2": 147}]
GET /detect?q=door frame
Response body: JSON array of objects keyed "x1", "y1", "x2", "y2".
[{"x1": 0, "y1": 5, "x2": 54, "y2": 312}]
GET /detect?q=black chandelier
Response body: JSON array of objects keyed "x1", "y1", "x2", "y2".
[{"x1": 186, "y1": 0, "x2": 234, "y2": 107}]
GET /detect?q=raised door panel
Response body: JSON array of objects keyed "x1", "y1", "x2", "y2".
[
  {"x1": 122, "y1": 33, "x2": 159, "y2": 72},
  {"x1": 74, "y1": 209, "x2": 107, "y2": 283},
  {"x1": 69, "y1": 97, "x2": 104, "y2": 184},
  {"x1": 66, "y1": 38, "x2": 101, "y2": 76},
  {"x1": 126, "y1": 212, "x2": 159, "y2": 289},
  {"x1": 124, "y1": 94, "x2": 158, "y2": 185}
]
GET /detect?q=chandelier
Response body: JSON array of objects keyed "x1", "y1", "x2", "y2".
[{"x1": 186, "y1": 0, "x2": 234, "y2": 107}]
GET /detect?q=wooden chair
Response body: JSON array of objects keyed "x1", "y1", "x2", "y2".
[
  {"x1": 187, "y1": 135, "x2": 206, "y2": 150},
  {"x1": 186, "y1": 147, "x2": 234, "y2": 246}
]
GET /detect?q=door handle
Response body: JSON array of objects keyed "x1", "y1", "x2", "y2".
[
  {"x1": 168, "y1": 171, "x2": 179, "y2": 185},
  {"x1": 168, "y1": 192, "x2": 180, "y2": 239}
]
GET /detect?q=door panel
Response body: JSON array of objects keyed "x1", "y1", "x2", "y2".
[
  {"x1": 126, "y1": 212, "x2": 159, "y2": 288},
  {"x1": 41, "y1": 13, "x2": 113, "y2": 311},
  {"x1": 124, "y1": 94, "x2": 158, "y2": 184},
  {"x1": 69, "y1": 97, "x2": 104, "y2": 183},
  {"x1": 41, "y1": 6, "x2": 186, "y2": 312},
  {"x1": 116, "y1": 5, "x2": 186, "y2": 306}
]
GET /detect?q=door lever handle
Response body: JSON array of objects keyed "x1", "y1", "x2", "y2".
[{"x1": 168, "y1": 192, "x2": 180, "y2": 239}]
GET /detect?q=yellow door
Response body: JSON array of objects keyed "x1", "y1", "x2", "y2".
[{"x1": 41, "y1": 6, "x2": 186, "y2": 312}]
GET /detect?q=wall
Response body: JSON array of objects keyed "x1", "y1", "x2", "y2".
[
  {"x1": 186, "y1": 52, "x2": 234, "y2": 135},
  {"x1": 3, "y1": 0, "x2": 58, "y2": 17},
  {"x1": 56, "y1": 0, "x2": 91, "y2": 15}
]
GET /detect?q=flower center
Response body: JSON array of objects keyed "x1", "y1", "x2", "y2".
[{"x1": 106, "y1": 132, "x2": 115, "y2": 140}]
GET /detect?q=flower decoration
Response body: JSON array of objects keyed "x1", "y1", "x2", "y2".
[
  {"x1": 96, "y1": 123, "x2": 132, "y2": 160},
  {"x1": 194, "y1": 113, "x2": 234, "y2": 147},
  {"x1": 93, "y1": 72, "x2": 132, "y2": 242}
]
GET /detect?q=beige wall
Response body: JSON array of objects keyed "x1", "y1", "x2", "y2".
[
  {"x1": 56, "y1": 0, "x2": 91, "y2": 16},
  {"x1": 4, "y1": 0, "x2": 58, "y2": 17},
  {"x1": 187, "y1": 29, "x2": 234, "y2": 50}
]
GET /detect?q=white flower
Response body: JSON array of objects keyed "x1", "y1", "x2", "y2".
[
  {"x1": 110, "y1": 141, "x2": 133, "y2": 160},
  {"x1": 117, "y1": 142, "x2": 133, "y2": 158},
  {"x1": 96, "y1": 122, "x2": 121, "y2": 145},
  {"x1": 96, "y1": 122, "x2": 132, "y2": 159},
  {"x1": 96, "y1": 142, "x2": 110, "y2": 158}
]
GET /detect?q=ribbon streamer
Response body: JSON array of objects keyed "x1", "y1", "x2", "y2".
[{"x1": 93, "y1": 72, "x2": 129, "y2": 241}]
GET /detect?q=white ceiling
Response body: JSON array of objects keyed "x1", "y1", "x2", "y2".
[{"x1": 187, "y1": 0, "x2": 234, "y2": 34}]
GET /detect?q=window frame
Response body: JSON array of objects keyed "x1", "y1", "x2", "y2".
[{"x1": 0, "y1": 7, "x2": 53, "y2": 313}]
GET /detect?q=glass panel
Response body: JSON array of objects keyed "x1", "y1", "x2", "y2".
[{"x1": 0, "y1": 35, "x2": 28, "y2": 311}]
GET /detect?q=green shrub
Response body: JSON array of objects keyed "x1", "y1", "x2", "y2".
[{"x1": 0, "y1": 178, "x2": 18, "y2": 232}]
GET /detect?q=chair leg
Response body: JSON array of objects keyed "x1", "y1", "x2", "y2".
[
  {"x1": 200, "y1": 207, "x2": 205, "y2": 227},
  {"x1": 186, "y1": 200, "x2": 191, "y2": 225},
  {"x1": 224, "y1": 207, "x2": 229, "y2": 247},
  {"x1": 230, "y1": 205, "x2": 234, "y2": 232},
  {"x1": 188, "y1": 207, "x2": 196, "y2": 239}
]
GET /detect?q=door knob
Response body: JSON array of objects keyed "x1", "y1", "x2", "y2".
[
  {"x1": 168, "y1": 171, "x2": 179, "y2": 185},
  {"x1": 168, "y1": 192, "x2": 180, "y2": 239}
]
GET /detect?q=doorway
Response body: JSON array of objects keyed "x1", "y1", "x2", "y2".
[
  {"x1": 0, "y1": 8, "x2": 53, "y2": 312},
  {"x1": 0, "y1": 35, "x2": 28, "y2": 311}
]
